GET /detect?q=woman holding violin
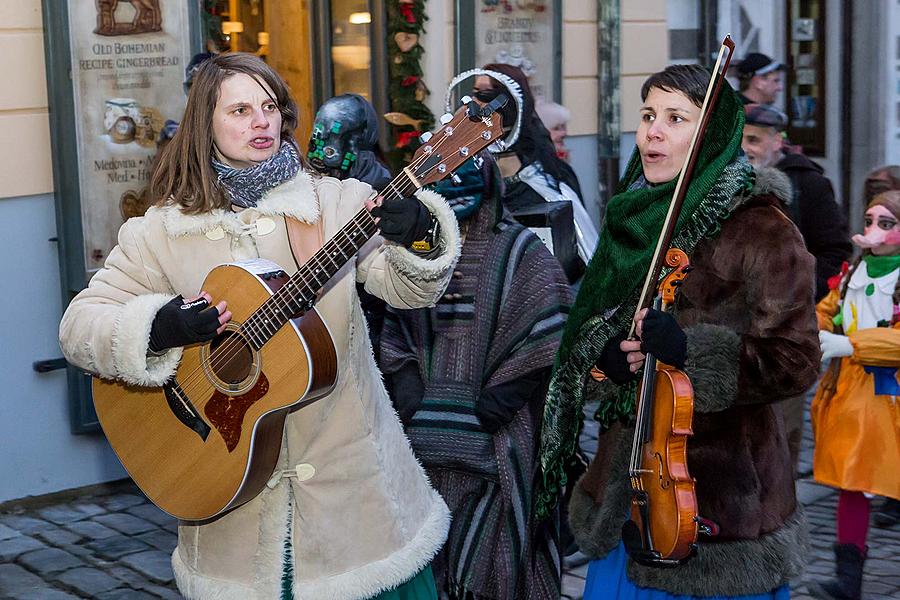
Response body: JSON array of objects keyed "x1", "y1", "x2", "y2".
[{"x1": 537, "y1": 63, "x2": 820, "y2": 598}]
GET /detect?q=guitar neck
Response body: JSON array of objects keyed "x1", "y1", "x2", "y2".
[{"x1": 238, "y1": 173, "x2": 420, "y2": 349}]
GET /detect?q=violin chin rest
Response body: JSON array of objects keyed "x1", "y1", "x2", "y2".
[{"x1": 621, "y1": 519, "x2": 688, "y2": 569}]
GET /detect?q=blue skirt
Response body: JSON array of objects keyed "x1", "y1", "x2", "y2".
[{"x1": 583, "y1": 543, "x2": 790, "y2": 600}]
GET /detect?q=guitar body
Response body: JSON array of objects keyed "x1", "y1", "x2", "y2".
[{"x1": 93, "y1": 262, "x2": 337, "y2": 522}]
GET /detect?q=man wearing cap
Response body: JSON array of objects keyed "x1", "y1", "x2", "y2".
[
  {"x1": 736, "y1": 52, "x2": 785, "y2": 105},
  {"x1": 742, "y1": 102, "x2": 852, "y2": 477}
]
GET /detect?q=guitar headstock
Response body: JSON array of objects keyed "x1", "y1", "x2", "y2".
[{"x1": 408, "y1": 97, "x2": 505, "y2": 186}]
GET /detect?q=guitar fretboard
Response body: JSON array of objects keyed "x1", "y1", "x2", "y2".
[{"x1": 238, "y1": 176, "x2": 417, "y2": 350}]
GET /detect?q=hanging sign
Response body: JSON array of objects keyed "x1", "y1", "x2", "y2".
[
  {"x1": 68, "y1": 0, "x2": 192, "y2": 273},
  {"x1": 473, "y1": 0, "x2": 558, "y2": 100}
]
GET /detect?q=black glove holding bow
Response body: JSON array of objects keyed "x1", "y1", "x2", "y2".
[
  {"x1": 638, "y1": 308, "x2": 687, "y2": 369},
  {"x1": 148, "y1": 295, "x2": 223, "y2": 353},
  {"x1": 371, "y1": 197, "x2": 437, "y2": 250}
]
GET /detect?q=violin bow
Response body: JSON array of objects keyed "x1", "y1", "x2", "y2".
[{"x1": 628, "y1": 36, "x2": 736, "y2": 338}]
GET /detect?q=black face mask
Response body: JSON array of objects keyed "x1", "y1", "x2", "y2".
[
  {"x1": 475, "y1": 89, "x2": 517, "y2": 137},
  {"x1": 473, "y1": 89, "x2": 498, "y2": 103}
]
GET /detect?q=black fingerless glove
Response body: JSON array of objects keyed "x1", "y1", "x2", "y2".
[
  {"x1": 148, "y1": 295, "x2": 221, "y2": 353},
  {"x1": 639, "y1": 308, "x2": 687, "y2": 369},
  {"x1": 371, "y1": 197, "x2": 437, "y2": 249},
  {"x1": 595, "y1": 332, "x2": 637, "y2": 385}
]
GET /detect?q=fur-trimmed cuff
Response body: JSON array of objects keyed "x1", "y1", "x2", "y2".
[
  {"x1": 111, "y1": 293, "x2": 182, "y2": 387},
  {"x1": 383, "y1": 188, "x2": 461, "y2": 282},
  {"x1": 627, "y1": 505, "x2": 808, "y2": 596},
  {"x1": 684, "y1": 324, "x2": 741, "y2": 413}
]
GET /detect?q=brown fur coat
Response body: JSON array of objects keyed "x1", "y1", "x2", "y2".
[{"x1": 569, "y1": 168, "x2": 820, "y2": 596}]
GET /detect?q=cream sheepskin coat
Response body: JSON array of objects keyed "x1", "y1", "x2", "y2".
[{"x1": 59, "y1": 172, "x2": 460, "y2": 600}]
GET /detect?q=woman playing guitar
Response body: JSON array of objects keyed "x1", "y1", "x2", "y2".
[
  {"x1": 537, "y1": 59, "x2": 821, "y2": 598},
  {"x1": 59, "y1": 53, "x2": 465, "y2": 600}
]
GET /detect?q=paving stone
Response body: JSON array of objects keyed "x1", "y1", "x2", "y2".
[
  {"x1": 15, "y1": 589, "x2": 82, "y2": 600},
  {"x1": 120, "y1": 549, "x2": 175, "y2": 584},
  {"x1": 36, "y1": 505, "x2": 96, "y2": 525},
  {"x1": 70, "y1": 502, "x2": 107, "y2": 517},
  {"x1": 35, "y1": 527, "x2": 83, "y2": 547},
  {"x1": 17, "y1": 547, "x2": 85, "y2": 575},
  {"x1": 92, "y1": 512, "x2": 158, "y2": 535},
  {"x1": 86, "y1": 535, "x2": 152, "y2": 560},
  {"x1": 143, "y1": 583, "x2": 184, "y2": 600},
  {"x1": 53, "y1": 567, "x2": 121, "y2": 596},
  {"x1": 126, "y1": 503, "x2": 177, "y2": 527},
  {"x1": 0, "y1": 521, "x2": 20, "y2": 541},
  {"x1": 0, "y1": 513, "x2": 54, "y2": 534},
  {"x1": 141, "y1": 583, "x2": 184, "y2": 599},
  {"x1": 107, "y1": 564, "x2": 153, "y2": 588},
  {"x1": 0, "y1": 563, "x2": 45, "y2": 596},
  {"x1": 0, "y1": 534, "x2": 46, "y2": 561},
  {"x1": 65, "y1": 519, "x2": 119, "y2": 540},
  {"x1": 104, "y1": 494, "x2": 148, "y2": 511},
  {"x1": 136, "y1": 528, "x2": 177, "y2": 553},
  {"x1": 95, "y1": 588, "x2": 158, "y2": 600}
]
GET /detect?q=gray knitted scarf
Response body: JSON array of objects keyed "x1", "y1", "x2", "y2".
[{"x1": 212, "y1": 139, "x2": 301, "y2": 208}]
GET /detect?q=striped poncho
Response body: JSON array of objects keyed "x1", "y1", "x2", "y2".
[{"x1": 381, "y1": 180, "x2": 573, "y2": 599}]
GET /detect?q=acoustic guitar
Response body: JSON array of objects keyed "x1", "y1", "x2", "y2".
[{"x1": 92, "y1": 97, "x2": 505, "y2": 521}]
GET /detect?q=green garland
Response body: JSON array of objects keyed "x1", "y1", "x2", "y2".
[{"x1": 386, "y1": 0, "x2": 434, "y2": 171}]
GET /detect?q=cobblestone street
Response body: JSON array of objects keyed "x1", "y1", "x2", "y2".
[{"x1": 1, "y1": 398, "x2": 898, "y2": 599}]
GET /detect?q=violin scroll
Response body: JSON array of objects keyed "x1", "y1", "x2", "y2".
[{"x1": 659, "y1": 248, "x2": 692, "y2": 306}]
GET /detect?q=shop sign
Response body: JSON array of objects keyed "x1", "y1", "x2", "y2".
[
  {"x1": 68, "y1": 0, "x2": 191, "y2": 273},
  {"x1": 473, "y1": 1, "x2": 558, "y2": 100}
]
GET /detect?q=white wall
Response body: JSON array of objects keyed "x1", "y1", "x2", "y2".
[{"x1": 0, "y1": 193, "x2": 125, "y2": 503}]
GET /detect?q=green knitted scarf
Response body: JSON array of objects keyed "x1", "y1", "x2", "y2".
[{"x1": 535, "y1": 83, "x2": 754, "y2": 518}]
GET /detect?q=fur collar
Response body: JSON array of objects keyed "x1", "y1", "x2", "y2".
[
  {"x1": 733, "y1": 166, "x2": 793, "y2": 211},
  {"x1": 154, "y1": 170, "x2": 320, "y2": 238}
]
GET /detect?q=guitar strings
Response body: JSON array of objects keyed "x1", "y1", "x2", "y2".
[{"x1": 172, "y1": 126, "x2": 477, "y2": 407}]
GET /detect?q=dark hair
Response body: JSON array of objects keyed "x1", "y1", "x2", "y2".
[
  {"x1": 641, "y1": 64, "x2": 710, "y2": 108},
  {"x1": 737, "y1": 72, "x2": 753, "y2": 92},
  {"x1": 150, "y1": 53, "x2": 299, "y2": 214}
]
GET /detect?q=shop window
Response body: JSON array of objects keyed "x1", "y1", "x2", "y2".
[{"x1": 785, "y1": 0, "x2": 826, "y2": 155}]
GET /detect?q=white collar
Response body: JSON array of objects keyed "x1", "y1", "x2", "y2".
[{"x1": 154, "y1": 170, "x2": 321, "y2": 238}]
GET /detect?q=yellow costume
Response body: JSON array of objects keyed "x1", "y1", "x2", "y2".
[{"x1": 812, "y1": 259, "x2": 900, "y2": 500}]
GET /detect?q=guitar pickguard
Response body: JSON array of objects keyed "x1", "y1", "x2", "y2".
[{"x1": 204, "y1": 371, "x2": 270, "y2": 452}]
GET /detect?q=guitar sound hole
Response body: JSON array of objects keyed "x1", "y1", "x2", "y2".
[{"x1": 208, "y1": 333, "x2": 254, "y2": 384}]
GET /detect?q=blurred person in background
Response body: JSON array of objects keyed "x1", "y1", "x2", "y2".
[
  {"x1": 473, "y1": 63, "x2": 598, "y2": 280},
  {"x1": 735, "y1": 52, "x2": 785, "y2": 105},
  {"x1": 536, "y1": 98, "x2": 573, "y2": 161}
]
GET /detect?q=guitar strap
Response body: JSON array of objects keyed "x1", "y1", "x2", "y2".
[{"x1": 284, "y1": 216, "x2": 324, "y2": 270}]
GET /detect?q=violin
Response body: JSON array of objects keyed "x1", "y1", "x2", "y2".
[
  {"x1": 622, "y1": 249, "x2": 698, "y2": 565},
  {"x1": 620, "y1": 36, "x2": 736, "y2": 567}
]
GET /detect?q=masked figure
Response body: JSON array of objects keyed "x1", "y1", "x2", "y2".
[{"x1": 307, "y1": 93, "x2": 392, "y2": 190}]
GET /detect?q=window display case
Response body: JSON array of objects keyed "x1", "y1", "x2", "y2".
[{"x1": 785, "y1": 0, "x2": 826, "y2": 155}]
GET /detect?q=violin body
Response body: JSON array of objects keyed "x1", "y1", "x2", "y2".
[{"x1": 630, "y1": 363, "x2": 698, "y2": 561}]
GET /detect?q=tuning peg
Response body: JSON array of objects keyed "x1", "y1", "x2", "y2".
[
  {"x1": 439, "y1": 113, "x2": 453, "y2": 125},
  {"x1": 450, "y1": 173, "x2": 462, "y2": 184},
  {"x1": 460, "y1": 95, "x2": 472, "y2": 105},
  {"x1": 419, "y1": 131, "x2": 433, "y2": 143}
]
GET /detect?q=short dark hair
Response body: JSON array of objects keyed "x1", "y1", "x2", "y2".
[{"x1": 640, "y1": 64, "x2": 710, "y2": 108}]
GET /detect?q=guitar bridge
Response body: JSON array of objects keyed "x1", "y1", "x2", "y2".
[{"x1": 163, "y1": 380, "x2": 211, "y2": 441}]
